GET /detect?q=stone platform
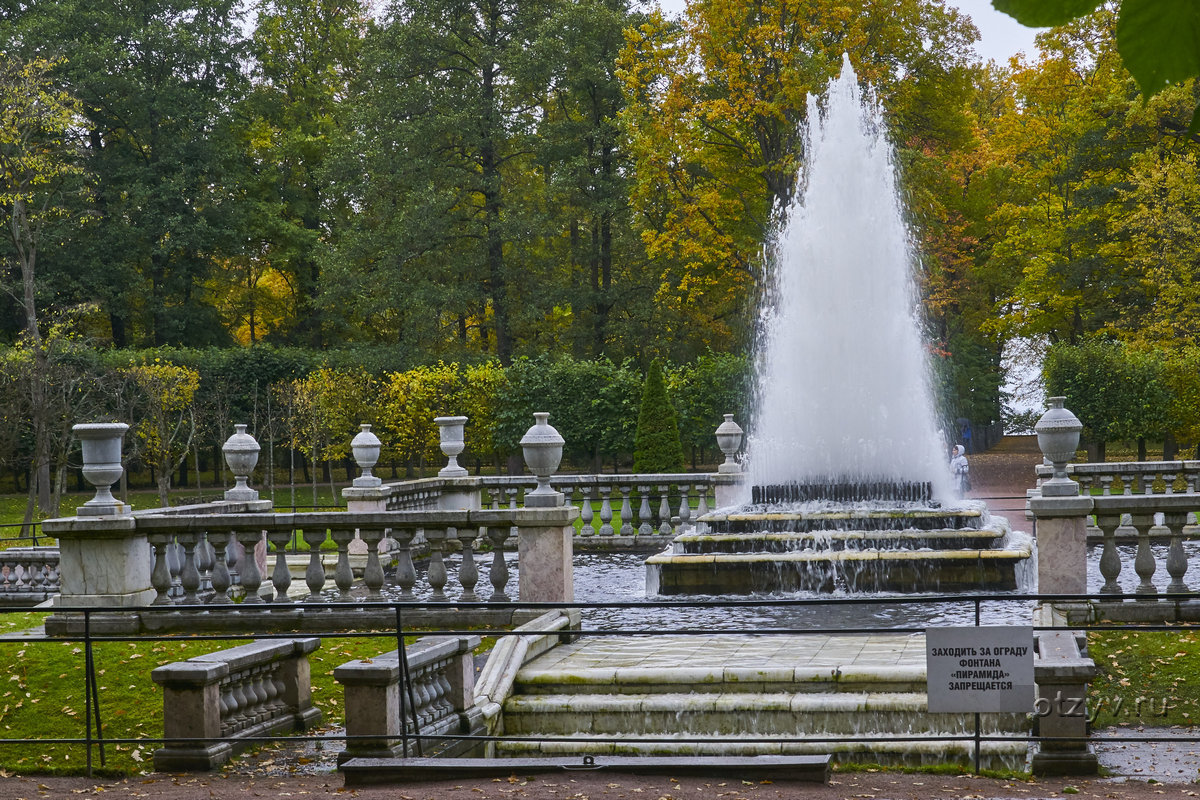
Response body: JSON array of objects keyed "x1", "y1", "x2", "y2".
[{"x1": 497, "y1": 632, "x2": 1030, "y2": 770}]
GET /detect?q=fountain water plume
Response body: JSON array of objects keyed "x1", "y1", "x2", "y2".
[{"x1": 747, "y1": 54, "x2": 951, "y2": 502}]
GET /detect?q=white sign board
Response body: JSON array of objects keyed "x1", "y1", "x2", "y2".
[{"x1": 926, "y1": 626, "x2": 1035, "y2": 713}]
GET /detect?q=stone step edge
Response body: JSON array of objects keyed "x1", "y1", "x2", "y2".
[
  {"x1": 674, "y1": 529, "x2": 1004, "y2": 542},
  {"x1": 503, "y1": 690, "x2": 1031, "y2": 718},
  {"x1": 645, "y1": 547, "x2": 1032, "y2": 565},
  {"x1": 495, "y1": 738, "x2": 1028, "y2": 757},
  {"x1": 515, "y1": 664, "x2": 928, "y2": 688},
  {"x1": 341, "y1": 755, "x2": 831, "y2": 786}
]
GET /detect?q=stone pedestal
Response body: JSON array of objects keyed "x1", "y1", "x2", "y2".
[
  {"x1": 1032, "y1": 631, "x2": 1099, "y2": 776},
  {"x1": 1030, "y1": 496, "x2": 1094, "y2": 596},
  {"x1": 343, "y1": 485, "x2": 395, "y2": 555},
  {"x1": 45, "y1": 515, "x2": 153, "y2": 607},
  {"x1": 438, "y1": 478, "x2": 482, "y2": 512},
  {"x1": 511, "y1": 507, "x2": 579, "y2": 603},
  {"x1": 713, "y1": 473, "x2": 745, "y2": 510}
]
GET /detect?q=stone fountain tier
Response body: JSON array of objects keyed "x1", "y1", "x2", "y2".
[
  {"x1": 705, "y1": 507, "x2": 986, "y2": 533},
  {"x1": 645, "y1": 504, "x2": 1032, "y2": 595}
]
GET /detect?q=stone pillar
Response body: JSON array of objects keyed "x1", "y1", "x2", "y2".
[
  {"x1": 1032, "y1": 631, "x2": 1099, "y2": 776},
  {"x1": 507, "y1": 507, "x2": 579, "y2": 603},
  {"x1": 712, "y1": 473, "x2": 745, "y2": 510},
  {"x1": 45, "y1": 515, "x2": 155, "y2": 609}
]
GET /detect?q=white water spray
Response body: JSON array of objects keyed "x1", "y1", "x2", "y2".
[{"x1": 747, "y1": 55, "x2": 951, "y2": 499}]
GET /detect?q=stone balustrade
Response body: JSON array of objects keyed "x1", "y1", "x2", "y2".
[
  {"x1": 0, "y1": 546, "x2": 59, "y2": 605},
  {"x1": 43, "y1": 504, "x2": 578, "y2": 635},
  {"x1": 151, "y1": 637, "x2": 322, "y2": 770},
  {"x1": 1036, "y1": 460, "x2": 1200, "y2": 496},
  {"x1": 383, "y1": 474, "x2": 724, "y2": 537},
  {"x1": 335, "y1": 634, "x2": 483, "y2": 761}
]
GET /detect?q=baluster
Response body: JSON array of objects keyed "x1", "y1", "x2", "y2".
[
  {"x1": 29, "y1": 562, "x2": 44, "y2": 594},
  {"x1": 580, "y1": 486, "x2": 595, "y2": 537},
  {"x1": 427, "y1": 528, "x2": 448, "y2": 600},
  {"x1": 361, "y1": 526, "x2": 385, "y2": 600},
  {"x1": 486, "y1": 526, "x2": 510, "y2": 601},
  {"x1": 230, "y1": 676, "x2": 250, "y2": 732},
  {"x1": 506, "y1": 487, "x2": 519, "y2": 511},
  {"x1": 179, "y1": 534, "x2": 201, "y2": 605},
  {"x1": 619, "y1": 485, "x2": 634, "y2": 536},
  {"x1": 657, "y1": 485, "x2": 672, "y2": 535},
  {"x1": 235, "y1": 529, "x2": 264, "y2": 603},
  {"x1": 207, "y1": 530, "x2": 233, "y2": 604},
  {"x1": 220, "y1": 677, "x2": 240, "y2": 733},
  {"x1": 457, "y1": 527, "x2": 479, "y2": 601},
  {"x1": 677, "y1": 485, "x2": 692, "y2": 531},
  {"x1": 1132, "y1": 514, "x2": 1158, "y2": 597},
  {"x1": 302, "y1": 526, "x2": 328, "y2": 600},
  {"x1": 697, "y1": 482, "x2": 710, "y2": 518},
  {"x1": 1164, "y1": 512, "x2": 1190, "y2": 594},
  {"x1": 196, "y1": 534, "x2": 215, "y2": 597},
  {"x1": 1099, "y1": 476, "x2": 1113, "y2": 496},
  {"x1": 599, "y1": 486, "x2": 614, "y2": 536},
  {"x1": 391, "y1": 525, "x2": 417, "y2": 599},
  {"x1": 1164, "y1": 472, "x2": 1178, "y2": 495},
  {"x1": 1096, "y1": 514, "x2": 1123, "y2": 594},
  {"x1": 330, "y1": 528, "x2": 355, "y2": 600},
  {"x1": 148, "y1": 533, "x2": 173, "y2": 606},
  {"x1": 1120, "y1": 472, "x2": 1134, "y2": 496},
  {"x1": 637, "y1": 486, "x2": 652, "y2": 536},
  {"x1": 268, "y1": 527, "x2": 294, "y2": 603},
  {"x1": 167, "y1": 539, "x2": 183, "y2": 599}
]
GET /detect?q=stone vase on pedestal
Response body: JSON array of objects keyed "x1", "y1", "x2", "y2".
[
  {"x1": 75, "y1": 422, "x2": 131, "y2": 516},
  {"x1": 351, "y1": 424, "x2": 382, "y2": 487},
  {"x1": 520, "y1": 412, "x2": 564, "y2": 508},
  {"x1": 435, "y1": 416, "x2": 469, "y2": 478},
  {"x1": 223, "y1": 424, "x2": 261, "y2": 502}
]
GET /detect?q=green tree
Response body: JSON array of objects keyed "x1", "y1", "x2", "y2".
[
  {"x1": 124, "y1": 361, "x2": 201, "y2": 506},
  {"x1": 21, "y1": 0, "x2": 248, "y2": 347},
  {"x1": 995, "y1": 0, "x2": 1200, "y2": 130},
  {"x1": 633, "y1": 360, "x2": 684, "y2": 473},
  {"x1": 618, "y1": 0, "x2": 980, "y2": 349},
  {"x1": 0, "y1": 54, "x2": 89, "y2": 518},
  {"x1": 323, "y1": 0, "x2": 555, "y2": 363},
  {"x1": 235, "y1": 0, "x2": 366, "y2": 344}
]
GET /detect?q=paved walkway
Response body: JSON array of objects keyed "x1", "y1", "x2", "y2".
[{"x1": 522, "y1": 632, "x2": 926, "y2": 679}]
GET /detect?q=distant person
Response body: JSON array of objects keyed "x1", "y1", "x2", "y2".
[
  {"x1": 951, "y1": 444, "x2": 970, "y2": 497},
  {"x1": 961, "y1": 422, "x2": 973, "y2": 454}
]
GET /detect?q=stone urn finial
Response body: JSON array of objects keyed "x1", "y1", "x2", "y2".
[
  {"x1": 351, "y1": 423, "x2": 383, "y2": 487},
  {"x1": 434, "y1": 416, "x2": 469, "y2": 478},
  {"x1": 715, "y1": 414, "x2": 744, "y2": 474},
  {"x1": 75, "y1": 422, "x2": 131, "y2": 516},
  {"x1": 1035, "y1": 397, "x2": 1082, "y2": 497},
  {"x1": 223, "y1": 424, "x2": 261, "y2": 502},
  {"x1": 520, "y1": 412, "x2": 564, "y2": 507}
]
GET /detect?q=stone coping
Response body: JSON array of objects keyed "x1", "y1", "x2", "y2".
[{"x1": 645, "y1": 545, "x2": 1033, "y2": 565}]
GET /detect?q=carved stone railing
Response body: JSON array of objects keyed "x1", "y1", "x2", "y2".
[
  {"x1": 43, "y1": 505, "x2": 579, "y2": 635},
  {"x1": 1030, "y1": 406, "x2": 1200, "y2": 625},
  {"x1": 0, "y1": 546, "x2": 60, "y2": 605},
  {"x1": 335, "y1": 634, "x2": 482, "y2": 761},
  {"x1": 151, "y1": 637, "x2": 323, "y2": 770},
  {"x1": 383, "y1": 473, "x2": 725, "y2": 539},
  {"x1": 1035, "y1": 461, "x2": 1200, "y2": 496}
]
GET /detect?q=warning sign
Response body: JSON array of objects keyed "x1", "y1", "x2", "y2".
[{"x1": 926, "y1": 626, "x2": 1035, "y2": 713}]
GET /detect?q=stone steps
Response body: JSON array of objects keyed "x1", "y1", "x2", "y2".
[
  {"x1": 668, "y1": 528, "x2": 1005, "y2": 553},
  {"x1": 497, "y1": 634, "x2": 1030, "y2": 770},
  {"x1": 502, "y1": 691, "x2": 1027, "y2": 737}
]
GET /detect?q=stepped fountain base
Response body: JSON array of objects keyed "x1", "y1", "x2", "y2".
[{"x1": 645, "y1": 501, "x2": 1031, "y2": 595}]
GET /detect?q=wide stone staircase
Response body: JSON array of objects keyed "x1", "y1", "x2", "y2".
[{"x1": 495, "y1": 632, "x2": 1030, "y2": 770}]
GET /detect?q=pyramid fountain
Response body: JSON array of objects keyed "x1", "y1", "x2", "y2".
[{"x1": 646, "y1": 56, "x2": 1031, "y2": 596}]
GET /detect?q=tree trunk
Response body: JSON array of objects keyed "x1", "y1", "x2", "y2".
[{"x1": 1137, "y1": 437, "x2": 1147, "y2": 462}]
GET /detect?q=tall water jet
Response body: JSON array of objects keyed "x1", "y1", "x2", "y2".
[
  {"x1": 646, "y1": 57, "x2": 1032, "y2": 596},
  {"x1": 747, "y1": 54, "x2": 951, "y2": 502}
]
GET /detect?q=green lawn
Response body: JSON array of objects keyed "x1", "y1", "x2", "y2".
[
  {"x1": 1087, "y1": 629, "x2": 1200, "y2": 726},
  {"x1": 0, "y1": 609, "x2": 472, "y2": 776}
]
